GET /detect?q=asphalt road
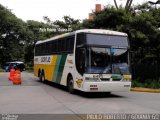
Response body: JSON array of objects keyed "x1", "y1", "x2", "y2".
[{"x1": 0, "y1": 72, "x2": 160, "y2": 115}]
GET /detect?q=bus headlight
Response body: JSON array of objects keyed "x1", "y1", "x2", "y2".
[{"x1": 122, "y1": 75, "x2": 131, "y2": 82}]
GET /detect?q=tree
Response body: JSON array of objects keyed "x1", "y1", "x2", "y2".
[
  {"x1": 53, "y1": 16, "x2": 81, "y2": 32},
  {"x1": 0, "y1": 4, "x2": 55, "y2": 65},
  {"x1": 114, "y1": 0, "x2": 133, "y2": 11},
  {"x1": 25, "y1": 20, "x2": 56, "y2": 63},
  {"x1": 82, "y1": 3, "x2": 160, "y2": 64},
  {"x1": 114, "y1": 0, "x2": 119, "y2": 9},
  {"x1": 148, "y1": 0, "x2": 160, "y2": 9},
  {"x1": 0, "y1": 4, "x2": 27, "y2": 64}
]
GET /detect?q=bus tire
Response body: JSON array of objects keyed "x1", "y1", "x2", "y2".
[
  {"x1": 41, "y1": 70, "x2": 45, "y2": 83},
  {"x1": 67, "y1": 76, "x2": 74, "y2": 94},
  {"x1": 38, "y1": 70, "x2": 42, "y2": 81}
]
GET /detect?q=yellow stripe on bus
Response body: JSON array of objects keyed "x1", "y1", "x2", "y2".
[
  {"x1": 34, "y1": 55, "x2": 58, "y2": 81},
  {"x1": 49, "y1": 55, "x2": 57, "y2": 81}
]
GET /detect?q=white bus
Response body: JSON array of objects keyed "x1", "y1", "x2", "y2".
[{"x1": 34, "y1": 29, "x2": 131, "y2": 93}]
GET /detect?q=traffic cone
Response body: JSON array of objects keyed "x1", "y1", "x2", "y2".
[
  {"x1": 8, "y1": 69, "x2": 15, "y2": 81},
  {"x1": 13, "y1": 70, "x2": 21, "y2": 85}
]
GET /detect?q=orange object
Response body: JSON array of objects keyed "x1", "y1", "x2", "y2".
[
  {"x1": 13, "y1": 70, "x2": 21, "y2": 85},
  {"x1": 8, "y1": 69, "x2": 15, "y2": 81}
]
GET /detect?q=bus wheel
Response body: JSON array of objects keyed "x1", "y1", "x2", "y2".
[
  {"x1": 67, "y1": 76, "x2": 74, "y2": 94},
  {"x1": 41, "y1": 71, "x2": 45, "y2": 83},
  {"x1": 38, "y1": 71, "x2": 42, "y2": 81}
]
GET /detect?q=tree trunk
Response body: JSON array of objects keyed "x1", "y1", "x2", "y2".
[
  {"x1": 114, "y1": 0, "x2": 119, "y2": 9},
  {"x1": 128, "y1": 0, "x2": 133, "y2": 10},
  {"x1": 125, "y1": 0, "x2": 133, "y2": 11},
  {"x1": 125, "y1": 0, "x2": 130, "y2": 9}
]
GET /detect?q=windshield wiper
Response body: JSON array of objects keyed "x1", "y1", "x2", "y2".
[{"x1": 100, "y1": 66, "x2": 111, "y2": 74}]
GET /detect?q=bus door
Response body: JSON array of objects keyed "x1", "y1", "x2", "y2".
[{"x1": 75, "y1": 48, "x2": 86, "y2": 89}]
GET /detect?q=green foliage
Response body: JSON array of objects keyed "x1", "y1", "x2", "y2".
[
  {"x1": 1, "y1": 2, "x2": 160, "y2": 77},
  {"x1": 53, "y1": 15, "x2": 81, "y2": 32},
  {"x1": 0, "y1": 4, "x2": 26, "y2": 63},
  {"x1": 82, "y1": 3, "x2": 160, "y2": 64},
  {"x1": 0, "y1": 4, "x2": 56, "y2": 65},
  {"x1": 131, "y1": 79, "x2": 143, "y2": 88},
  {"x1": 25, "y1": 66, "x2": 34, "y2": 73},
  {"x1": 0, "y1": 5, "x2": 82, "y2": 66},
  {"x1": 113, "y1": 0, "x2": 133, "y2": 11},
  {"x1": 132, "y1": 79, "x2": 160, "y2": 89}
]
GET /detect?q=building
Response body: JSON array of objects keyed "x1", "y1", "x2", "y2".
[{"x1": 89, "y1": 4, "x2": 103, "y2": 20}]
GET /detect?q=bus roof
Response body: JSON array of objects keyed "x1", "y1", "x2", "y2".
[
  {"x1": 76, "y1": 29, "x2": 127, "y2": 36},
  {"x1": 36, "y1": 29, "x2": 128, "y2": 45}
]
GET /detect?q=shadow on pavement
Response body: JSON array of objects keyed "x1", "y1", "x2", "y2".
[
  {"x1": 76, "y1": 91, "x2": 124, "y2": 98},
  {"x1": 39, "y1": 80, "x2": 125, "y2": 99}
]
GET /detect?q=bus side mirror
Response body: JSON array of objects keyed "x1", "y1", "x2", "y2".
[{"x1": 111, "y1": 48, "x2": 116, "y2": 55}]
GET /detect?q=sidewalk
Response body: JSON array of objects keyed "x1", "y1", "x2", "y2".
[{"x1": 131, "y1": 87, "x2": 160, "y2": 93}]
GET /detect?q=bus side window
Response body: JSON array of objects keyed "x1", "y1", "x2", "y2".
[
  {"x1": 51, "y1": 40, "x2": 57, "y2": 54},
  {"x1": 58, "y1": 40, "x2": 62, "y2": 52},
  {"x1": 69, "y1": 36, "x2": 74, "y2": 52},
  {"x1": 61, "y1": 38, "x2": 66, "y2": 52}
]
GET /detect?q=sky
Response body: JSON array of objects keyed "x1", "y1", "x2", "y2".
[{"x1": 0, "y1": 0, "x2": 156, "y2": 22}]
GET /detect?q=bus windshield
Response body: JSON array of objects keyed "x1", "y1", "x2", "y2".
[
  {"x1": 86, "y1": 47, "x2": 130, "y2": 74},
  {"x1": 76, "y1": 33, "x2": 130, "y2": 75}
]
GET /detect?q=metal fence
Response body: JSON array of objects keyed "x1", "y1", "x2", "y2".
[{"x1": 132, "y1": 63, "x2": 160, "y2": 81}]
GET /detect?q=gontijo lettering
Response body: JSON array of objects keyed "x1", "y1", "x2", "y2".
[{"x1": 41, "y1": 56, "x2": 51, "y2": 62}]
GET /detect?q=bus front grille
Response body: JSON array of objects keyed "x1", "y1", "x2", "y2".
[
  {"x1": 112, "y1": 79, "x2": 121, "y2": 81},
  {"x1": 100, "y1": 78, "x2": 110, "y2": 81}
]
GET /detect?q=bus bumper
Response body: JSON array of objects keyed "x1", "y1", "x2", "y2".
[{"x1": 82, "y1": 81, "x2": 131, "y2": 92}]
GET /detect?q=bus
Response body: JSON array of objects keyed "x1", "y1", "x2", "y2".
[{"x1": 34, "y1": 29, "x2": 131, "y2": 94}]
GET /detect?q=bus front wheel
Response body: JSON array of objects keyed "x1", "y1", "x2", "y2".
[{"x1": 67, "y1": 76, "x2": 74, "y2": 94}]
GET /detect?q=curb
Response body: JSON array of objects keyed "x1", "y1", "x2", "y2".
[{"x1": 131, "y1": 88, "x2": 160, "y2": 93}]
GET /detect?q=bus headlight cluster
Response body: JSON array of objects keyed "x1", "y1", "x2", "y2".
[
  {"x1": 85, "y1": 77, "x2": 100, "y2": 81},
  {"x1": 122, "y1": 75, "x2": 132, "y2": 82}
]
